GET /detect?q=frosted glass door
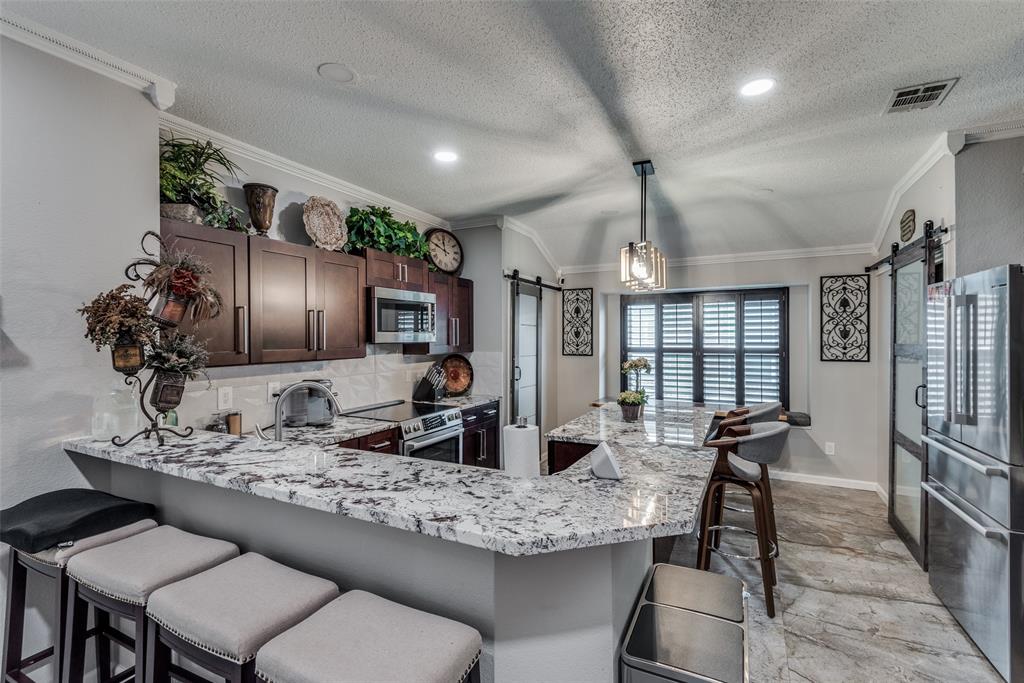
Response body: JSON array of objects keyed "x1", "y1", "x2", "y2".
[{"x1": 511, "y1": 282, "x2": 541, "y2": 427}]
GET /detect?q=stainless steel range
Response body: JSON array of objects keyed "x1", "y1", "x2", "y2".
[
  {"x1": 344, "y1": 401, "x2": 463, "y2": 464},
  {"x1": 923, "y1": 264, "x2": 1023, "y2": 682}
]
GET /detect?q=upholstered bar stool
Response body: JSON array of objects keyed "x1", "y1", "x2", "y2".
[
  {"x1": 63, "y1": 525, "x2": 239, "y2": 683},
  {"x1": 1, "y1": 489, "x2": 156, "y2": 683},
  {"x1": 699, "y1": 421, "x2": 790, "y2": 617},
  {"x1": 144, "y1": 553, "x2": 339, "y2": 683},
  {"x1": 254, "y1": 590, "x2": 483, "y2": 683}
]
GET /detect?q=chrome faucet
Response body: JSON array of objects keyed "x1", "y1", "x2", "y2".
[{"x1": 265, "y1": 381, "x2": 343, "y2": 441}]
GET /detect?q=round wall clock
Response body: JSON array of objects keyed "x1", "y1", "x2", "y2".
[{"x1": 425, "y1": 228, "x2": 464, "y2": 275}]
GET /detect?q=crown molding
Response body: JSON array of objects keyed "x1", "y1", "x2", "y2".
[
  {"x1": 959, "y1": 118, "x2": 1024, "y2": 146},
  {"x1": 870, "y1": 133, "x2": 955, "y2": 254},
  {"x1": 159, "y1": 113, "x2": 448, "y2": 230},
  {"x1": 451, "y1": 215, "x2": 560, "y2": 274},
  {"x1": 0, "y1": 13, "x2": 176, "y2": 110},
  {"x1": 560, "y1": 242, "x2": 875, "y2": 275}
]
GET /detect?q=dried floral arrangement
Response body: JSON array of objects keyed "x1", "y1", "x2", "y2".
[
  {"x1": 78, "y1": 285, "x2": 159, "y2": 350},
  {"x1": 128, "y1": 232, "x2": 223, "y2": 323},
  {"x1": 617, "y1": 390, "x2": 647, "y2": 406},
  {"x1": 147, "y1": 333, "x2": 210, "y2": 380},
  {"x1": 621, "y1": 357, "x2": 652, "y2": 393}
]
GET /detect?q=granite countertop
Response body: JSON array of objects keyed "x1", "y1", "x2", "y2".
[
  {"x1": 63, "y1": 406, "x2": 713, "y2": 556},
  {"x1": 546, "y1": 400, "x2": 716, "y2": 450},
  {"x1": 435, "y1": 394, "x2": 501, "y2": 410},
  {"x1": 276, "y1": 416, "x2": 396, "y2": 447}
]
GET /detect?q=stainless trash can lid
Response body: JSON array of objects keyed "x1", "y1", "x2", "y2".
[{"x1": 645, "y1": 563, "x2": 745, "y2": 623}]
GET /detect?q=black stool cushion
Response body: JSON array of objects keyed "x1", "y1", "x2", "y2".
[{"x1": 1, "y1": 488, "x2": 156, "y2": 553}]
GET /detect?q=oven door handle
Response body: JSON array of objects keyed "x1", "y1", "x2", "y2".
[
  {"x1": 404, "y1": 427, "x2": 464, "y2": 453},
  {"x1": 922, "y1": 482, "x2": 1007, "y2": 542}
]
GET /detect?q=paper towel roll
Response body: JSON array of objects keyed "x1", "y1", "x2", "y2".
[{"x1": 503, "y1": 423, "x2": 540, "y2": 478}]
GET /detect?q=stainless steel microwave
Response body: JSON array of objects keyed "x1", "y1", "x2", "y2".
[{"x1": 370, "y1": 287, "x2": 437, "y2": 343}]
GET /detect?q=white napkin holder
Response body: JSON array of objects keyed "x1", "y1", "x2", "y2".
[{"x1": 590, "y1": 441, "x2": 622, "y2": 480}]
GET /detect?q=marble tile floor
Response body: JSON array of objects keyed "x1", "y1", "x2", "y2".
[{"x1": 670, "y1": 480, "x2": 1002, "y2": 683}]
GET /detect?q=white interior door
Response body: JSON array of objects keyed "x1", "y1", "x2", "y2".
[{"x1": 511, "y1": 282, "x2": 541, "y2": 426}]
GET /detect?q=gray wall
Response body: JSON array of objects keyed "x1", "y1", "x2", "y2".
[
  {"x1": 956, "y1": 137, "x2": 1024, "y2": 274},
  {"x1": 0, "y1": 38, "x2": 159, "y2": 674}
]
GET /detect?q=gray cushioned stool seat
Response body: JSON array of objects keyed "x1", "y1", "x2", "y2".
[
  {"x1": 726, "y1": 455, "x2": 762, "y2": 482},
  {"x1": 28, "y1": 518, "x2": 156, "y2": 568},
  {"x1": 147, "y1": 552, "x2": 339, "y2": 664},
  {"x1": 644, "y1": 563, "x2": 745, "y2": 623},
  {"x1": 255, "y1": 589, "x2": 482, "y2": 683},
  {"x1": 66, "y1": 525, "x2": 238, "y2": 605}
]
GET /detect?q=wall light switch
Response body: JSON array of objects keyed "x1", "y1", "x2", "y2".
[
  {"x1": 267, "y1": 381, "x2": 280, "y2": 403},
  {"x1": 825, "y1": 442, "x2": 836, "y2": 456},
  {"x1": 217, "y1": 386, "x2": 233, "y2": 410}
]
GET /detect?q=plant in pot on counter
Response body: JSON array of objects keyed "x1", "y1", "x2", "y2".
[
  {"x1": 159, "y1": 135, "x2": 247, "y2": 231},
  {"x1": 618, "y1": 357, "x2": 652, "y2": 422},
  {"x1": 137, "y1": 244, "x2": 223, "y2": 328},
  {"x1": 79, "y1": 284, "x2": 159, "y2": 374},
  {"x1": 146, "y1": 333, "x2": 210, "y2": 412},
  {"x1": 343, "y1": 205, "x2": 429, "y2": 260}
]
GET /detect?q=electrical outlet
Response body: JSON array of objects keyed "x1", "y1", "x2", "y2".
[
  {"x1": 217, "y1": 386, "x2": 233, "y2": 410},
  {"x1": 267, "y1": 381, "x2": 280, "y2": 403},
  {"x1": 825, "y1": 442, "x2": 836, "y2": 456}
]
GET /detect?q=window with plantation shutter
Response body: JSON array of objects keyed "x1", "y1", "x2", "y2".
[{"x1": 621, "y1": 288, "x2": 788, "y2": 407}]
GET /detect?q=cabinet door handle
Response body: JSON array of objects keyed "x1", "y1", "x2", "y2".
[
  {"x1": 464, "y1": 414, "x2": 478, "y2": 422},
  {"x1": 308, "y1": 310, "x2": 316, "y2": 351},
  {"x1": 484, "y1": 409, "x2": 497, "y2": 416},
  {"x1": 236, "y1": 306, "x2": 249, "y2": 354},
  {"x1": 477, "y1": 431, "x2": 486, "y2": 461},
  {"x1": 319, "y1": 310, "x2": 327, "y2": 350},
  {"x1": 403, "y1": 263, "x2": 409, "y2": 282},
  {"x1": 369, "y1": 440, "x2": 392, "y2": 450}
]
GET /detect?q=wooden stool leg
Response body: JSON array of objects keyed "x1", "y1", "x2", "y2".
[
  {"x1": 62, "y1": 581, "x2": 88, "y2": 683},
  {"x1": 696, "y1": 480, "x2": 722, "y2": 571},
  {"x1": 54, "y1": 570, "x2": 69, "y2": 683},
  {"x1": 2, "y1": 551, "x2": 27, "y2": 681},
  {"x1": 760, "y1": 465, "x2": 779, "y2": 550},
  {"x1": 94, "y1": 608, "x2": 111, "y2": 682},
  {"x1": 145, "y1": 620, "x2": 170, "y2": 683},
  {"x1": 710, "y1": 484, "x2": 726, "y2": 549},
  {"x1": 749, "y1": 485, "x2": 776, "y2": 618},
  {"x1": 133, "y1": 606, "x2": 148, "y2": 683}
]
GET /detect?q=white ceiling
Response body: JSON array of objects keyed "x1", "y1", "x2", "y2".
[{"x1": 8, "y1": 1, "x2": 1024, "y2": 268}]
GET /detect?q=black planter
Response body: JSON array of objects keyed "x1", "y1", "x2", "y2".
[
  {"x1": 619, "y1": 403, "x2": 641, "y2": 422},
  {"x1": 110, "y1": 333, "x2": 145, "y2": 375},
  {"x1": 152, "y1": 292, "x2": 191, "y2": 329},
  {"x1": 150, "y1": 371, "x2": 185, "y2": 412}
]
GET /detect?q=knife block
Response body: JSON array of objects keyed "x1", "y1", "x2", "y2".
[{"x1": 412, "y1": 377, "x2": 444, "y2": 402}]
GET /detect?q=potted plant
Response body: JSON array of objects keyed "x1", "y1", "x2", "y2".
[
  {"x1": 146, "y1": 334, "x2": 209, "y2": 412},
  {"x1": 617, "y1": 390, "x2": 646, "y2": 422},
  {"x1": 159, "y1": 135, "x2": 244, "y2": 227},
  {"x1": 343, "y1": 205, "x2": 429, "y2": 260},
  {"x1": 621, "y1": 357, "x2": 652, "y2": 418},
  {"x1": 139, "y1": 245, "x2": 223, "y2": 328},
  {"x1": 79, "y1": 284, "x2": 159, "y2": 374}
]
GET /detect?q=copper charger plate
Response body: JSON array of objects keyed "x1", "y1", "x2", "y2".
[{"x1": 442, "y1": 354, "x2": 473, "y2": 396}]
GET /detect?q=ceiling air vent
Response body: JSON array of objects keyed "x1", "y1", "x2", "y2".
[{"x1": 884, "y1": 78, "x2": 958, "y2": 113}]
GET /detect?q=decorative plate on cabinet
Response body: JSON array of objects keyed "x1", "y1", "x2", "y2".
[
  {"x1": 303, "y1": 196, "x2": 347, "y2": 250},
  {"x1": 441, "y1": 354, "x2": 473, "y2": 396}
]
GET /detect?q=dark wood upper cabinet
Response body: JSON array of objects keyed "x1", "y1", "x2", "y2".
[
  {"x1": 453, "y1": 277, "x2": 474, "y2": 353},
  {"x1": 363, "y1": 248, "x2": 428, "y2": 292},
  {"x1": 403, "y1": 271, "x2": 453, "y2": 355},
  {"x1": 317, "y1": 251, "x2": 366, "y2": 360},
  {"x1": 159, "y1": 219, "x2": 250, "y2": 366},
  {"x1": 249, "y1": 237, "x2": 318, "y2": 364}
]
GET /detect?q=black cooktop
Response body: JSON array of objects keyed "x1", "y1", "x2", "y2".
[{"x1": 345, "y1": 401, "x2": 452, "y2": 423}]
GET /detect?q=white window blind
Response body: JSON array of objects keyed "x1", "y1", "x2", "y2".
[{"x1": 622, "y1": 289, "x2": 787, "y2": 407}]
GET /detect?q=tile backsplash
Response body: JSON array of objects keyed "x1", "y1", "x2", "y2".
[{"x1": 168, "y1": 347, "x2": 503, "y2": 433}]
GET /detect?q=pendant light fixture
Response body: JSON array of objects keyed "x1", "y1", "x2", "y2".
[{"x1": 620, "y1": 159, "x2": 667, "y2": 291}]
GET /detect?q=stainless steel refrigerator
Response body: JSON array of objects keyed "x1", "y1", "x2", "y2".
[{"x1": 922, "y1": 264, "x2": 1023, "y2": 682}]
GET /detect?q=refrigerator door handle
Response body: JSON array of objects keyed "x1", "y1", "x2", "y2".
[
  {"x1": 944, "y1": 294, "x2": 955, "y2": 423},
  {"x1": 922, "y1": 434, "x2": 1009, "y2": 478},
  {"x1": 922, "y1": 482, "x2": 1007, "y2": 543}
]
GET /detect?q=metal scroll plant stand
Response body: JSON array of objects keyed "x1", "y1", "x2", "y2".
[
  {"x1": 112, "y1": 371, "x2": 194, "y2": 447},
  {"x1": 107, "y1": 231, "x2": 218, "y2": 447}
]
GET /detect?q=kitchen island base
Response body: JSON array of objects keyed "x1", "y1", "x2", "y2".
[{"x1": 70, "y1": 454, "x2": 651, "y2": 683}]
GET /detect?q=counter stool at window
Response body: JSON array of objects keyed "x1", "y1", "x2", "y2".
[
  {"x1": 699, "y1": 421, "x2": 790, "y2": 617},
  {"x1": 63, "y1": 525, "x2": 239, "y2": 683},
  {"x1": 144, "y1": 553, "x2": 340, "y2": 683},
  {"x1": 254, "y1": 589, "x2": 482, "y2": 683},
  {"x1": 1, "y1": 489, "x2": 157, "y2": 683}
]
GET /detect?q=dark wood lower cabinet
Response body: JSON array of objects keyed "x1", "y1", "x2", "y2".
[
  {"x1": 337, "y1": 428, "x2": 400, "y2": 455},
  {"x1": 462, "y1": 402, "x2": 500, "y2": 469},
  {"x1": 547, "y1": 440, "x2": 595, "y2": 474}
]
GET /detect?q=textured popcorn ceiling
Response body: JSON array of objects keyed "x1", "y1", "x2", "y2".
[{"x1": 9, "y1": 1, "x2": 1023, "y2": 267}]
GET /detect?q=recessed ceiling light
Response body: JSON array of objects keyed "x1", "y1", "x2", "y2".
[
  {"x1": 433, "y1": 150, "x2": 458, "y2": 163},
  {"x1": 740, "y1": 78, "x2": 775, "y2": 97},
  {"x1": 318, "y1": 63, "x2": 356, "y2": 85}
]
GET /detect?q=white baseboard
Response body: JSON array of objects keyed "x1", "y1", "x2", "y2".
[
  {"x1": 771, "y1": 470, "x2": 877, "y2": 492},
  {"x1": 874, "y1": 483, "x2": 889, "y2": 505}
]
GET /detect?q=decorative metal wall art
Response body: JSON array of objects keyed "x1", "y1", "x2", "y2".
[
  {"x1": 562, "y1": 288, "x2": 594, "y2": 356},
  {"x1": 820, "y1": 275, "x2": 870, "y2": 362}
]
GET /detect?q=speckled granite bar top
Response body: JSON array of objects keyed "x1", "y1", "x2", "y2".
[
  {"x1": 434, "y1": 394, "x2": 501, "y2": 410},
  {"x1": 62, "y1": 421, "x2": 712, "y2": 556},
  {"x1": 545, "y1": 400, "x2": 717, "y2": 451},
  {"x1": 278, "y1": 416, "x2": 396, "y2": 447}
]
